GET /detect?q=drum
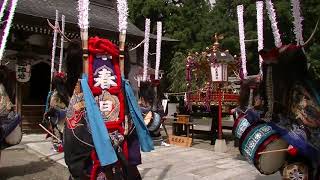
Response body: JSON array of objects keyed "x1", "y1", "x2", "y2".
[
  {"x1": 240, "y1": 123, "x2": 288, "y2": 175},
  {"x1": 147, "y1": 112, "x2": 162, "y2": 132},
  {"x1": 233, "y1": 115, "x2": 251, "y2": 139},
  {"x1": 239, "y1": 121, "x2": 264, "y2": 155}
]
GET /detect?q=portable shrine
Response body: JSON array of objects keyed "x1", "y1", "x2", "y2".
[{"x1": 185, "y1": 33, "x2": 240, "y2": 147}]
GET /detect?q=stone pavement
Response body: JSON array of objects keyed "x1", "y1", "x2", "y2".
[{"x1": 18, "y1": 134, "x2": 281, "y2": 180}]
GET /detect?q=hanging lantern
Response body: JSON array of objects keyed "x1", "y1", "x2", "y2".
[
  {"x1": 16, "y1": 64, "x2": 31, "y2": 82},
  {"x1": 210, "y1": 62, "x2": 228, "y2": 82},
  {"x1": 209, "y1": 34, "x2": 234, "y2": 83},
  {"x1": 210, "y1": 51, "x2": 232, "y2": 82}
]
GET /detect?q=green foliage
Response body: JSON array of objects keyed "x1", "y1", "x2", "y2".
[
  {"x1": 128, "y1": 0, "x2": 320, "y2": 92},
  {"x1": 167, "y1": 52, "x2": 187, "y2": 92}
]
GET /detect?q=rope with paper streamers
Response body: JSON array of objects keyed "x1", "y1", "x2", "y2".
[
  {"x1": 155, "y1": 22, "x2": 162, "y2": 80},
  {"x1": 290, "y1": 0, "x2": 304, "y2": 45},
  {"x1": 265, "y1": 0, "x2": 282, "y2": 48},
  {"x1": 117, "y1": 0, "x2": 128, "y2": 76},
  {"x1": 0, "y1": 0, "x2": 9, "y2": 21},
  {"x1": 143, "y1": 18, "x2": 151, "y2": 81},
  {"x1": 0, "y1": 0, "x2": 18, "y2": 63},
  {"x1": 237, "y1": 5, "x2": 247, "y2": 79},
  {"x1": 58, "y1": 15, "x2": 66, "y2": 73},
  {"x1": 50, "y1": 10, "x2": 59, "y2": 88},
  {"x1": 256, "y1": 1, "x2": 264, "y2": 77}
]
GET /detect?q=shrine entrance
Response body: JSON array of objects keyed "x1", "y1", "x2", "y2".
[
  {"x1": 27, "y1": 62, "x2": 51, "y2": 105},
  {"x1": 19, "y1": 60, "x2": 51, "y2": 133}
]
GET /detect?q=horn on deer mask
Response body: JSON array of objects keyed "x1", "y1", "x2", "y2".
[{"x1": 301, "y1": 18, "x2": 319, "y2": 47}]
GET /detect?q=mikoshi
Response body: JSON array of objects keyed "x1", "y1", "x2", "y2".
[
  {"x1": 233, "y1": 1, "x2": 320, "y2": 179},
  {"x1": 63, "y1": 0, "x2": 154, "y2": 179}
]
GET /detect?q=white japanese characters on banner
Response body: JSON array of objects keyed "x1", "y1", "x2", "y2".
[
  {"x1": 210, "y1": 63, "x2": 228, "y2": 82},
  {"x1": 16, "y1": 64, "x2": 31, "y2": 82},
  {"x1": 99, "y1": 100, "x2": 113, "y2": 112},
  {"x1": 94, "y1": 68, "x2": 117, "y2": 89},
  {"x1": 96, "y1": 91, "x2": 120, "y2": 122}
]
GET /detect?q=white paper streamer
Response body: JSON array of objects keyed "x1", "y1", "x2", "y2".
[
  {"x1": 50, "y1": 10, "x2": 59, "y2": 82},
  {"x1": 117, "y1": 0, "x2": 128, "y2": 33},
  {"x1": 0, "y1": 0, "x2": 9, "y2": 21},
  {"x1": 256, "y1": 1, "x2": 264, "y2": 76},
  {"x1": 290, "y1": 0, "x2": 304, "y2": 45},
  {"x1": 77, "y1": 0, "x2": 89, "y2": 30},
  {"x1": 0, "y1": 0, "x2": 18, "y2": 63},
  {"x1": 155, "y1": 22, "x2": 162, "y2": 80},
  {"x1": 143, "y1": 19, "x2": 150, "y2": 82},
  {"x1": 237, "y1": 5, "x2": 247, "y2": 79},
  {"x1": 58, "y1": 15, "x2": 65, "y2": 73},
  {"x1": 265, "y1": 0, "x2": 282, "y2": 48}
]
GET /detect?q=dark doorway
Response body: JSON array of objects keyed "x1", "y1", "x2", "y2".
[{"x1": 28, "y1": 62, "x2": 51, "y2": 105}]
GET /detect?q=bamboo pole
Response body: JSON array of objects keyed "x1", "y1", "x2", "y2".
[
  {"x1": 81, "y1": 29, "x2": 89, "y2": 75},
  {"x1": 119, "y1": 30, "x2": 126, "y2": 76},
  {"x1": 39, "y1": 124, "x2": 62, "y2": 143}
]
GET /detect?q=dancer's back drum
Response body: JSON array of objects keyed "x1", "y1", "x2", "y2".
[
  {"x1": 240, "y1": 123, "x2": 288, "y2": 175},
  {"x1": 233, "y1": 115, "x2": 251, "y2": 139}
]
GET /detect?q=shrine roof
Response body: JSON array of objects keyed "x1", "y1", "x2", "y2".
[
  {"x1": 211, "y1": 51, "x2": 236, "y2": 64},
  {"x1": 14, "y1": 0, "x2": 177, "y2": 41}
]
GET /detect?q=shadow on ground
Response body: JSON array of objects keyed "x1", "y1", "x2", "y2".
[{"x1": 0, "y1": 149, "x2": 69, "y2": 180}]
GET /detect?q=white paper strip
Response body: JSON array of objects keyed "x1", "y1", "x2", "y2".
[
  {"x1": 0, "y1": 0, "x2": 19, "y2": 63},
  {"x1": 0, "y1": 0, "x2": 9, "y2": 21},
  {"x1": 155, "y1": 22, "x2": 162, "y2": 80},
  {"x1": 117, "y1": 0, "x2": 128, "y2": 33},
  {"x1": 143, "y1": 18, "x2": 150, "y2": 82},
  {"x1": 265, "y1": 0, "x2": 282, "y2": 48},
  {"x1": 237, "y1": 5, "x2": 247, "y2": 79},
  {"x1": 58, "y1": 15, "x2": 65, "y2": 73},
  {"x1": 50, "y1": 10, "x2": 59, "y2": 82},
  {"x1": 290, "y1": 0, "x2": 304, "y2": 45},
  {"x1": 256, "y1": 1, "x2": 264, "y2": 76},
  {"x1": 77, "y1": 0, "x2": 89, "y2": 30}
]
